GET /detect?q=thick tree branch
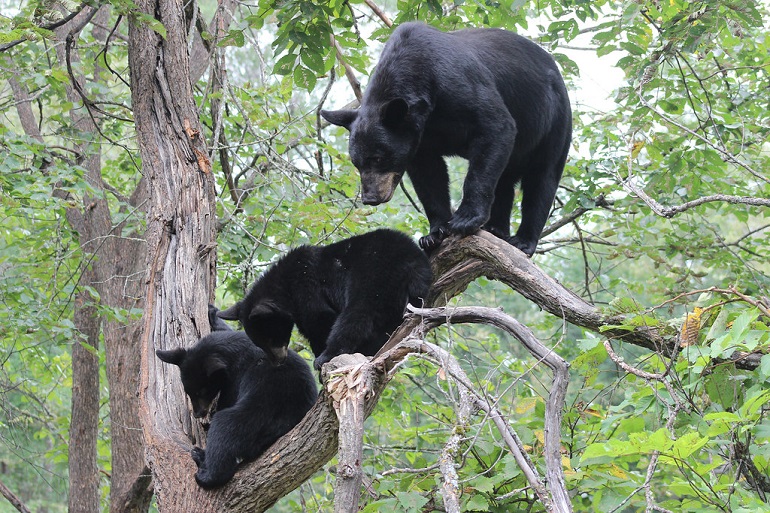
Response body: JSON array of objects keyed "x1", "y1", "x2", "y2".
[
  {"x1": 402, "y1": 231, "x2": 763, "y2": 370},
  {"x1": 326, "y1": 355, "x2": 375, "y2": 513}
]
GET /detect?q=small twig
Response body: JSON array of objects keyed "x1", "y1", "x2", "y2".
[
  {"x1": 603, "y1": 340, "x2": 684, "y2": 513},
  {"x1": 381, "y1": 463, "x2": 440, "y2": 476},
  {"x1": 635, "y1": 91, "x2": 768, "y2": 185}
]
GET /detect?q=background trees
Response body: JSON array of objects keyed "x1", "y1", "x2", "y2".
[{"x1": 0, "y1": 0, "x2": 768, "y2": 511}]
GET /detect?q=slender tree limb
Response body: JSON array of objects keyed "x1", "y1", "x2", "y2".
[
  {"x1": 408, "y1": 305, "x2": 572, "y2": 512},
  {"x1": 0, "y1": 479, "x2": 31, "y2": 513},
  {"x1": 541, "y1": 194, "x2": 611, "y2": 238},
  {"x1": 621, "y1": 174, "x2": 770, "y2": 217},
  {"x1": 436, "y1": 363, "x2": 474, "y2": 513},
  {"x1": 331, "y1": 35, "x2": 362, "y2": 101},
  {"x1": 363, "y1": 0, "x2": 393, "y2": 27}
]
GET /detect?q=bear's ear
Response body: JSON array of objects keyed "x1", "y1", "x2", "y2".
[
  {"x1": 156, "y1": 347, "x2": 187, "y2": 366},
  {"x1": 248, "y1": 299, "x2": 283, "y2": 320},
  {"x1": 381, "y1": 98, "x2": 409, "y2": 128},
  {"x1": 203, "y1": 354, "x2": 228, "y2": 377},
  {"x1": 321, "y1": 109, "x2": 358, "y2": 130},
  {"x1": 216, "y1": 303, "x2": 240, "y2": 321}
]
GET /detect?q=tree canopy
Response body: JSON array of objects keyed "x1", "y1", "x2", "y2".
[{"x1": 1, "y1": 0, "x2": 769, "y2": 511}]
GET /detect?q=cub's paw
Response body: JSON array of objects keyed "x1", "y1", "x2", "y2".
[
  {"x1": 313, "y1": 352, "x2": 333, "y2": 370},
  {"x1": 508, "y1": 235, "x2": 537, "y2": 257},
  {"x1": 418, "y1": 226, "x2": 450, "y2": 252},
  {"x1": 194, "y1": 470, "x2": 220, "y2": 490},
  {"x1": 191, "y1": 446, "x2": 206, "y2": 467}
]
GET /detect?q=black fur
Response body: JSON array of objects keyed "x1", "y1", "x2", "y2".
[
  {"x1": 217, "y1": 228, "x2": 432, "y2": 369},
  {"x1": 156, "y1": 330, "x2": 317, "y2": 488},
  {"x1": 209, "y1": 303, "x2": 234, "y2": 332},
  {"x1": 321, "y1": 22, "x2": 572, "y2": 257}
]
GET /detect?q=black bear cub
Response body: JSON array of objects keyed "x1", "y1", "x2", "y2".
[
  {"x1": 156, "y1": 307, "x2": 317, "y2": 488},
  {"x1": 218, "y1": 228, "x2": 432, "y2": 369},
  {"x1": 321, "y1": 22, "x2": 572, "y2": 256}
]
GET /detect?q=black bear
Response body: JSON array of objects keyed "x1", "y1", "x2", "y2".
[
  {"x1": 217, "y1": 228, "x2": 432, "y2": 369},
  {"x1": 156, "y1": 309, "x2": 317, "y2": 488},
  {"x1": 321, "y1": 22, "x2": 572, "y2": 257}
]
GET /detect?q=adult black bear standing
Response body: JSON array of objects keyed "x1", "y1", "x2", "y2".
[
  {"x1": 321, "y1": 22, "x2": 572, "y2": 257},
  {"x1": 156, "y1": 309, "x2": 317, "y2": 488},
  {"x1": 217, "y1": 228, "x2": 432, "y2": 369}
]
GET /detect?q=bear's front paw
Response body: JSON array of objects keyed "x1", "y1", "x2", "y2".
[
  {"x1": 419, "y1": 226, "x2": 450, "y2": 252},
  {"x1": 508, "y1": 235, "x2": 537, "y2": 257},
  {"x1": 194, "y1": 469, "x2": 220, "y2": 489},
  {"x1": 446, "y1": 209, "x2": 486, "y2": 236},
  {"x1": 313, "y1": 352, "x2": 333, "y2": 370},
  {"x1": 191, "y1": 446, "x2": 206, "y2": 467}
]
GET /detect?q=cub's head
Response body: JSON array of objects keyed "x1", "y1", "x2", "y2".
[
  {"x1": 321, "y1": 98, "x2": 426, "y2": 205},
  {"x1": 156, "y1": 344, "x2": 228, "y2": 418},
  {"x1": 217, "y1": 300, "x2": 293, "y2": 366}
]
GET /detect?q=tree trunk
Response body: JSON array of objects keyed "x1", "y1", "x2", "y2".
[
  {"x1": 68, "y1": 285, "x2": 101, "y2": 513},
  {"x1": 101, "y1": 216, "x2": 153, "y2": 513},
  {"x1": 128, "y1": 0, "x2": 218, "y2": 509},
  {"x1": 52, "y1": 8, "x2": 153, "y2": 511}
]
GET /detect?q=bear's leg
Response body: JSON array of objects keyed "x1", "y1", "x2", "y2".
[
  {"x1": 483, "y1": 165, "x2": 519, "y2": 241},
  {"x1": 510, "y1": 133, "x2": 570, "y2": 257},
  {"x1": 193, "y1": 409, "x2": 257, "y2": 489},
  {"x1": 447, "y1": 116, "x2": 516, "y2": 241},
  {"x1": 406, "y1": 154, "x2": 452, "y2": 251},
  {"x1": 191, "y1": 446, "x2": 206, "y2": 467},
  {"x1": 314, "y1": 309, "x2": 374, "y2": 369}
]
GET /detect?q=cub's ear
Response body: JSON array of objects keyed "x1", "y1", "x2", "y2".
[
  {"x1": 216, "y1": 303, "x2": 240, "y2": 321},
  {"x1": 321, "y1": 109, "x2": 358, "y2": 130},
  {"x1": 156, "y1": 348, "x2": 187, "y2": 366},
  {"x1": 381, "y1": 98, "x2": 409, "y2": 128},
  {"x1": 248, "y1": 299, "x2": 282, "y2": 320},
  {"x1": 204, "y1": 354, "x2": 228, "y2": 377}
]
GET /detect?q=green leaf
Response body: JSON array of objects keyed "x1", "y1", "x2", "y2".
[
  {"x1": 293, "y1": 65, "x2": 317, "y2": 90},
  {"x1": 395, "y1": 492, "x2": 428, "y2": 511}
]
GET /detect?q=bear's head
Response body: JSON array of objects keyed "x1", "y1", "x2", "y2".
[
  {"x1": 217, "y1": 300, "x2": 293, "y2": 366},
  {"x1": 156, "y1": 344, "x2": 228, "y2": 418},
  {"x1": 321, "y1": 98, "x2": 427, "y2": 205}
]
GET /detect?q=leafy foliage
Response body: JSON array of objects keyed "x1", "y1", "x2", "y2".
[{"x1": 1, "y1": 0, "x2": 769, "y2": 511}]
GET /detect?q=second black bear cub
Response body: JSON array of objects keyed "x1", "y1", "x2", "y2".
[
  {"x1": 156, "y1": 311, "x2": 317, "y2": 488},
  {"x1": 322, "y1": 22, "x2": 572, "y2": 256},
  {"x1": 218, "y1": 228, "x2": 432, "y2": 369}
]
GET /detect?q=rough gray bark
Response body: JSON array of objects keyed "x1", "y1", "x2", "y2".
[
  {"x1": 128, "y1": 0, "x2": 218, "y2": 509},
  {"x1": 327, "y1": 355, "x2": 372, "y2": 513},
  {"x1": 68, "y1": 287, "x2": 102, "y2": 513}
]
